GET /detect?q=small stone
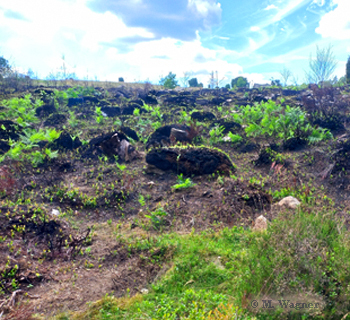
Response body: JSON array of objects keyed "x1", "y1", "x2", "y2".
[
  {"x1": 278, "y1": 196, "x2": 301, "y2": 209},
  {"x1": 253, "y1": 215, "x2": 268, "y2": 232},
  {"x1": 51, "y1": 209, "x2": 60, "y2": 216},
  {"x1": 140, "y1": 288, "x2": 149, "y2": 295}
]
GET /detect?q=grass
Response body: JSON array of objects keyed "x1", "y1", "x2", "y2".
[{"x1": 53, "y1": 209, "x2": 350, "y2": 320}]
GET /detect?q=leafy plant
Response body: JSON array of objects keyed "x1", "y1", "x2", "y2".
[
  {"x1": 227, "y1": 132, "x2": 243, "y2": 144},
  {"x1": 241, "y1": 100, "x2": 332, "y2": 144},
  {"x1": 95, "y1": 106, "x2": 104, "y2": 124},
  {"x1": 145, "y1": 207, "x2": 168, "y2": 230},
  {"x1": 209, "y1": 126, "x2": 225, "y2": 144},
  {"x1": 172, "y1": 174, "x2": 196, "y2": 190},
  {"x1": 0, "y1": 94, "x2": 42, "y2": 126}
]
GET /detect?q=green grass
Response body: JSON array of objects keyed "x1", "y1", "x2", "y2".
[{"x1": 56, "y1": 209, "x2": 350, "y2": 320}]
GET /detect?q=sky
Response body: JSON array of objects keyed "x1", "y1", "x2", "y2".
[{"x1": 0, "y1": 0, "x2": 349, "y2": 87}]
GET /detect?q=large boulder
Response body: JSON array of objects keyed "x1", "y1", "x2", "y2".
[{"x1": 146, "y1": 147, "x2": 235, "y2": 176}]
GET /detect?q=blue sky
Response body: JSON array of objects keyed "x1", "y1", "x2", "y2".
[{"x1": 0, "y1": 0, "x2": 349, "y2": 86}]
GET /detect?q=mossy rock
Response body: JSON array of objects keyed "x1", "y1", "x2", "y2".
[{"x1": 146, "y1": 147, "x2": 235, "y2": 176}]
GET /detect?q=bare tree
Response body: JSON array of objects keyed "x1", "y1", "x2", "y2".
[
  {"x1": 291, "y1": 74, "x2": 299, "y2": 86},
  {"x1": 179, "y1": 71, "x2": 192, "y2": 87},
  {"x1": 279, "y1": 67, "x2": 292, "y2": 86},
  {"x1": 305, "y1": 44, "x2": 337, "y2": 85}
]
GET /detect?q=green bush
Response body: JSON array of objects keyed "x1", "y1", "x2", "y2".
[
  {"x1": 237, "y1": 100, "x2": 332, "y2": 144},
  {"x1": 231, "y1": 76, "x2": 249, "y2": 88},
  {"x1": 160, "y1": 72, "x2": 178, "y2": 89}
]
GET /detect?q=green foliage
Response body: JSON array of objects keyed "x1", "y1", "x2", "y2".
[
  {"x1": 95, "y1": 106, "x2": 104, "y2": 124},
  {"x1": 21, "y1": 128, "x2": 61, "y2": 144},
  {"x1": 231, "y1": 76, "x2": 248, "y2": 88},
  {"x1": 160, "y1": 72, "x2": 178, "y2": 89},
  {"x1": 188, "y1": 78, "x2": 199, "y2": 87},
  {"x1": 171, "y1": 174, "x2": 196, "y2": 190},
  {"x1": 28, "y1": 148, "x2": 58, "y2": 167},
  {"x1": 209, "y1": 125, "x2": 225, "y2": 144},
  {"x1": 1, "y1": 127, "x2": 60, "y2": 165},
  {"x1": 138, "y1": 194, "x2": 146, "y2": 207},
  {"x1": 227, "y1": 132, "x2": 243, "y2": 144},
  {"x1": 0, "y1": 94, "x2": 42, "y2": 126},
  {"x1": 145, "y1": 207, "x2": 168, "y2": 230},
  {"x1": 240, "y1": 100, "x2": 332, "y2": 143},
  {"x1": 101, "y1": 214, "x2": 349, "y2": 319}
]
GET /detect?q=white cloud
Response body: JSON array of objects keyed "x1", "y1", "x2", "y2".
[
  {"x1": 312, "y1": 0, "x2": 325, "y2": 6},
  {"x1": 264, "y1": 4, "x2": 278, "y2": 10},
  {"x1": 103, "y1": 36, "x2": 243, "y2": 85},
  {"x1": 187, "y1": 0, "x2": 221, "y2": 17},
  {"x1": 272, "y1": 0, "x2": 310, "y2": 22},
  {"x1": 250, "y1": 26, "x2": 260, "y2": 32},
  {"x1": 315, "y1": 0, "x2": 350, "y2": 39},
  {"x1": 0, "y1": 0, "x2": 154, "y2": 51}
]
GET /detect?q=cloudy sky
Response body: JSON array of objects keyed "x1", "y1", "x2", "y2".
[{"x1": 0, "y1": 0, "x2": 349, "y2": 86}]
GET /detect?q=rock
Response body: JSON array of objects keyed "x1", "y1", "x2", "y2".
[
  {"x1": 146, "y1": 147, "x2": 235, "y2": 176},
  {"x1": 83, "y1": 131, "x2": 140, "y2": 162},
  {"x1": 146, "y1": 124, "x2": 192, "y2": 150},
  {"x1": 170, "y1": 128, "x2": 189, "y2": 142},
  {"x1": 101, "y1": 106, "x2": 121, "y2": 117},
  {"x1": 283, "y1": 137, "x2": 308, "y2": 151},
  {"x1": 140, "y1": 288, "x2": 149, "y2": 295},
  {"x1": 83, "y1": 96, "x2": 99, "y2": 104},
  {"x1": 35, "y1": 103, "x2": 56, "y2": 118},
  {"x1": 253, "y1": 215, "x2": 268, "y2": 231},
  {"x1": 67, "y1": 97, "x2": 84, "y2": 107},
  {"x1": 212, "y1": 120, "x2": 241, "y2": 134},
  {"x1": 51, "y1": 131, "x2": 82, "y2": 150},
  {"x1": 120, "y1": 127, "x2": 139, "y2": 141},
  {"x1": 191, "y1": 111, "x2": 216, "y2": 122},
  {"x1": 0, "y1": 140, "x2": 10, "y2": 154},
  {"x1": 0, "y1": 120, "x2": 21, "y2": 141},
  {"x1": 278, "y1": 196, "x2": 301, "y2": 209},
  {"x1": 51, "y1": 209, "x2": 60, "y2": 216},
  {"x1": 44, "y1": 113, "x2": 67, "y2": 127}
]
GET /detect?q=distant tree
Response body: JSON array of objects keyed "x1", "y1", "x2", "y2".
[
  {"x1": 346, "y1": 55, "x2": 350, "y2": 84},
  {"x1": 118, "y1": 77, "x2": 124, "y2": 82},
  {"x1": 225, "y1": 84, "x2": 231, "y2": 89},
  {"x1": 271, "y1": 78, "x2": 281, "y2": 86},
  {"x1": 305, "y1": 44, "x2": 337, "y2": 85},
  {"x1": 0, "y1": 55, "x2": 12, "y2": 78},
  {"x1": 160, "y1": 72, "x2": 178, "y2": 89},
  {"x1": 231, "y1": 76, "x2": 248, "y2": 88},
  {"x1": 336, "y1": 76, "x2": 347, "y2": 86},
  {"x1": 279, "y1": 67, "x2": 292, "y2": 86},
  {"x1": 27, "y1": 69, "x2": 34, "y2": 78},
  {"x1": 180, "y1": 71, "x2": 192, "y2": 87},
  {"x1": 291, "y1": 74, "x2": 299, "y2": 86},
  {"x1": 198, "y1": 83, "x2": 203, "y2": 88},
  {"x1": 188, "y1": 77, "x2": 199, "y2": 87}
]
